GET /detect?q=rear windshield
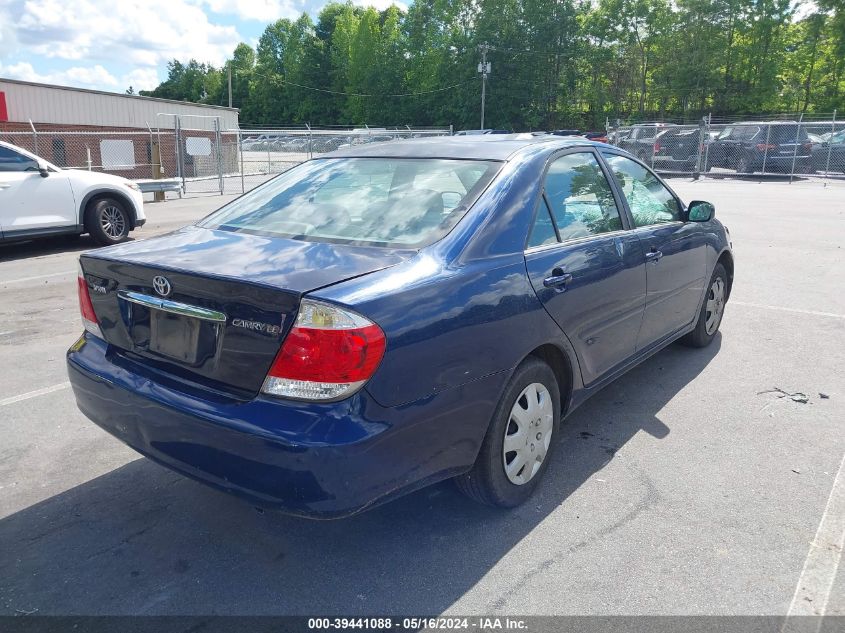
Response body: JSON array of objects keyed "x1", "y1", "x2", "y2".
[
  {"x1": 198, "y1": 158, "x2": 500, "y2": 248},
  {"x1": 768, "y1": 125, "x2": 809, "y2": 142}
]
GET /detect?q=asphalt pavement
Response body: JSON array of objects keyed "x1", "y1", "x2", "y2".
[{"x1": 0, "y1": 179, "x2": 842, "y2": 616}]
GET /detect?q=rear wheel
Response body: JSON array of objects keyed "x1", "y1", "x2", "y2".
[
  {"x1": 455, "y1": 357, "x2": 560, "y2": 507},
  {"x1": 736, "y1": 155, "x2": 753, "y2": 174},
  {"x1": 86, "y1": 198, "x2": 130, "y2": 246},
  {"x1": 681, "y1": 262, "x2": 728, "y2": 348}
]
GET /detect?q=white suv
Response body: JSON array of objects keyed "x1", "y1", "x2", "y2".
[{"x1": 0, "y1": 141, "x2": 146, "y2": 246}]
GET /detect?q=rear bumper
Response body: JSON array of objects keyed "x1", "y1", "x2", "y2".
[
  {"x1": 750, "y1": 155, "x2": 812, "y2": 169},
  {"x1": 67, "y1": 334, "x2": 500, "y2": 518}
]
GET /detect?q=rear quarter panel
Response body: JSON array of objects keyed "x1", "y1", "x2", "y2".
[{"x1": 314, "y1": 253, "x2": 568, "y2": 409}]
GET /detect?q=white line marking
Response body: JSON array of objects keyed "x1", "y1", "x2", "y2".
[
  {"x1": 0, "y1": 382, "x2": 70, "y2": 407},
  {"x1": 733, "y1": 301, "x2": 845, "y2": 320},
  {"x1": 784, "y1": 450, "x2": 845, "y2": 627},
  {"x1": 1, "y1": 270, "x2": 76, "y2": 286}
]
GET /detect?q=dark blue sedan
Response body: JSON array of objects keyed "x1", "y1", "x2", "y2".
[{"x1": 68, "y1": 135, "x2": 733, "y2": 518}]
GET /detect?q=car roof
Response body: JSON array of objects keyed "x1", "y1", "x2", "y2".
[{"x1": 321, "y1": 134, "x2": 603, "y2": 161}]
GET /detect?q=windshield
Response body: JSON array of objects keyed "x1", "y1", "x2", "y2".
[{"x1": 199, "y1": 158, "x2": 500, "y2": 248}]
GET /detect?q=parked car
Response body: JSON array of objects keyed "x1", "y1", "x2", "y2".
[
  {"x1": 0, "y1": 141, "x2": 145, "y2": 245},
  {"x1": 606, "y1": 129, "x2": 630, "y2": 145},
  {"x1": 312, "y1": 136, "x2": 349, "y2": 153},
  {"x1": 551, "y1": 129, "x2": 582, "y2": 136},
  {"x1": 705, "y1": 122, "x2": 813, "y2": 173},
  {"x1": 616, "y1": 123, "x2": 678, "y2": 162},
  {"x1": 584, "y1": 131, "x2": 608, "y2": 143},
  {"x1": 68, "y1": 136, "x2": 733, "y2": 518},
  {"x1": 811, "y1": 129, "x2": 845, "y2": 173},
  {"x1": 652, "y1": 127, "x2": 703, "y2": 172},
  {"x1": 454, "y1": 129, "x2": 511, "y2": 135}
]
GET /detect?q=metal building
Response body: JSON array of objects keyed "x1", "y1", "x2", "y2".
[{"x1": 0, "y1": 78, "x2": 239, "y2": 131}]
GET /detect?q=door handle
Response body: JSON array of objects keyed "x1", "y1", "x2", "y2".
[
  {"x1": 543, "y1": 268, "x2": 573, "y2": 289},
  {"x1": 645, "y1": 249, "x2": 664, "y2": 263},
  {"x1": 0, "y1": 183, "x2": 11, "y2": 190}
]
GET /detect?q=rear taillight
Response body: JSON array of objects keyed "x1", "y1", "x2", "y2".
[
  {"x1": 262, "y1": 299, "x2": 386, "y2": 401},
  {"x1": 77, "y1": 264, "x2": 102, "y2": 339},
  {"x1": 653, "y1": 141, "x2": 661, "y2": 153},
  {"x1": 756, "y1": 143, "x2": 776, "y2": 151}
]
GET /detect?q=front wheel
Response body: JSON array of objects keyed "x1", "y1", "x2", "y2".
[
  {"x1": 86, "y1": 198, "x2": 131, "y2": 246},
  {"x1": 681, "y1": 262, "x2": 728, "y2": 348},
  {"x1": 455, "y1": 357, "x2": 560, "y2": 507}
]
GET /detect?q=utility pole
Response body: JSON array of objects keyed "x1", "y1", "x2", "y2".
[
  {"x1": 478, "y1": 43, "x2": 492, "y2": 130},
  {"x1": 227, "y1": 63, "x2": 233, "y2": 108}
]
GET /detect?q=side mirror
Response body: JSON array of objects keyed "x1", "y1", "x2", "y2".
[
  {"x1": 687, "y1": 200, "x2": 715, "y2": 222},
  {"x1": 38, "y1": 162, "x2": 49, "y2": 178}
]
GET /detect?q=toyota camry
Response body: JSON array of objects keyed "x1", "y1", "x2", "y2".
[{"x1": 67, "y1": 135, "x2": 733, "y2": 518}]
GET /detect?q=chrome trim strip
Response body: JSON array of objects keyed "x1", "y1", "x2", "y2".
[
  {"x1": 118, "y1": 290, "x2": 227, "y2": 323},
  {"x1": 524, "y1": 229, "x2": 630, "y2": 254}
]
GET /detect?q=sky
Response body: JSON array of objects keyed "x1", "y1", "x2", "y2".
[{"x1": 0, "y1": 0, "x2": 404, "y2": 94}]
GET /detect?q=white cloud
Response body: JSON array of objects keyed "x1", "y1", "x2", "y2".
[
  {"x1": 122, "y1": 68, "x2": 161, "y2": 92},
  {"x1": 6, "y1": 0, "x2": 241, "y2": 67},
  {"x1": 0, "y1": 61, "x2": 118, "y2": 87},
  {"x1": 198, "y1": 0, "x2": 407, "y2": 22},
  {"x1": 0, "y1": 0, "x2": 411, "y2": 93},
  {"x1": 200, "y1": 0, "x2": 304, "y2": 21}
]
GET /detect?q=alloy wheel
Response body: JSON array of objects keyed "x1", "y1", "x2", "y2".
[{"x1": 100, "y1": 205, "x2": 126, "y2": 240}]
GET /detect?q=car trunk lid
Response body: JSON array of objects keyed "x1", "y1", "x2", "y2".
[{"x1": 80, "y1": 226, "x2": 412, "y2": 398}]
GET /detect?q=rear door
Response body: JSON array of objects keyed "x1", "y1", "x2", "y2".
[
  {"x1": 601, "y1": 152, "x2": 707, "y2": 351},
  {"x1": 524, "y1": 149, "x2": 646, "y2": 386}
]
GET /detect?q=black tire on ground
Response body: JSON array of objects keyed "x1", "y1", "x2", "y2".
[
  {"x1": 85, "y1": 197, "x2": 131, "y2": 246},
  {"x1": 680, "y1": 262, "x2": 728, "y2": 348},
  {"x1": 736, "y1": 156, "x2": 753, "y2": 174},
  {"x1": 455, "y1": 357, "x2": 561, "y2": 508}
]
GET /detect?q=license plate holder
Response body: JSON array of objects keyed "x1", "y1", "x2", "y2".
[{"x1": 149, "y1": 309, "x2": 202, "y2": 364}]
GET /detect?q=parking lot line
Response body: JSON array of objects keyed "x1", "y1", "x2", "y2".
[
  {"x1": 784, "y1": 450, "x2": 845, "y2": 623},
  {"x1": 732, "y1": 301, "x2": 845, "y2": 320},
  {"x1": 1, "y1": 270, "x2": 76, "y2": 286},
  {"x1": 0, "y1": 382, "x2": 70, "y2": 407}
]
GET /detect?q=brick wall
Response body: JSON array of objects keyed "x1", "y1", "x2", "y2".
[{"x1": 0, "y1": 122, "x2": 226, "y2": 180}]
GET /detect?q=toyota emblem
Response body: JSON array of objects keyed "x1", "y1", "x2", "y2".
[{"x1": 152, "y1": 276, "x2": 172, "y2": 297}]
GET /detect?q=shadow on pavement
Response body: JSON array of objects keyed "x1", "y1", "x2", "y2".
[
  {"x1": 0, "y1": 234, "x2": 128, "y2": 263},
  {"x1": 0, "y1": 337, "x2": 720, "y2": 615}
]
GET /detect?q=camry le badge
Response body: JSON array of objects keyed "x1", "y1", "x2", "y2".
[{"x1": 152, "y1": 276, "x2": 172, "y2": 297}]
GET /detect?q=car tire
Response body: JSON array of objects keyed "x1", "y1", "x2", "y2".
[
  {"x1": 86, "y1": 198, "x2": 131, "y2": 246},
  {"x1": 455, "y1": 357, "x2": 560, "y2": 508},
  {"x1": 681, "y1": 262, "x2": 728, "y2": 348}
]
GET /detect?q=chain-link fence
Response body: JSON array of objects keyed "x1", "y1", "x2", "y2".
[
  {"x1": 230, "y1": 126, "x2": 454, "y2": 195},
  {"x1": 0, "y1": 121, "x2": 453, "y2": 198},
  {"x1": 606, "y1": 113, "x2": 845, "y2": 180},
  {"x1": 0, "y1": 128, "x2": 167, "y2": 180}
]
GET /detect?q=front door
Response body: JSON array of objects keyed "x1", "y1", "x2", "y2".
[
  {"x1": 524, "y1": 150, "x2": 646, "y2": 386},
  {"x1": 601, "y1": 153, "x2": 707, "y2": 351},
  {"x1": 0, "y1": 145, "x2": 76, "y2": 234}
]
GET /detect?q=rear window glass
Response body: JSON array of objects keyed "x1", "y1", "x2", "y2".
[
  {"x1": 768, "y1": 126, "x2": 809, "y2": 142},
  {"x1": 198, "y1": 158, "x2": 500, "y2": 248}
]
